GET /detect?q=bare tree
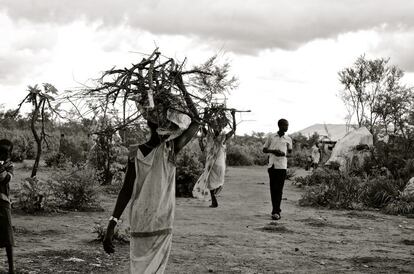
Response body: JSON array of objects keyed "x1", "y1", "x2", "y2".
[{"x1": 15, "y1": 84, "x2": 60, "y2": 177}]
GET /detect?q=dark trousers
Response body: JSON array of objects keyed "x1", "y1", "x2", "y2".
[{"x1": 268, "y1": 168, "x2": 287, "y2": 214}]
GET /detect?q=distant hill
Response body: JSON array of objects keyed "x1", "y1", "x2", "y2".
[{"x1": 293, "y1": 124, "x2": 353, "y2": 141}]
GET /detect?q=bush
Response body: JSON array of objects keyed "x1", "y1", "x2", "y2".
[
  {"x1": 373, "y1": 140, "x2": 412, "y2": 179},
  {"x1": 288, "y1": 149, "x2": 309, "y2": 169},
  {"x1": 0, "y1": 128, "x2": 64, "y2": 162},
  {"x1": 384, "y1": 195, "x2": 414, "y2": 215},
  {"x1": 226, "y1": 134, "x2": 267, "y2": 166},
  {"x1": 286, "y1": 168, "x2": 297, "y2": 181},
  {"x1": 176, "y1": 147, "x2": 204, "y2": 197},
  {"x1": 298, "y1": 184, "x2": 331, "y2": 207},
  {"x1": 298, "y1": 172, "x2": 362, "y2": 209},
  {"x1": 294, "y1": 168, "x2": 341, "y2": 187},
  {"x1": 12, "y1": 134, "x2": 34, "y2": 161},
  {"x1": 226, "y1": 145, "x2": 254, "y2": 166},
  {"x1": 297, "y1": 166, "x2": 412, "y2": 213},
  {"x1": 360, "y1": 176, "x2": 405, "y2": 208},
  {"x1": 248, "y1": 143, "x2": 268, "y2": 165},
  {"x1": 401, "y1": 159, "x2": 414, "y2": 180},
  {"x1": 87, "y1": 135, "x2": 128, "y2": 185},
  {"x1": 50, "y1": 167, "x2": 101, "y2": 210},
  {"x1": 17, "y1": 177, "x2": 57, "y2": 213},
  {"x1": 44, "y1": 152, "x2": 69, "y2": 168},
  {"x1": 59, "y1": 137, "x2": 86, "y2": 165},
  {"x1": 0, "y1": 129, "x2": 35, "y2": 162},
  {"x1": 103, "y1": 166, "x2": 125, "y2": 195}
]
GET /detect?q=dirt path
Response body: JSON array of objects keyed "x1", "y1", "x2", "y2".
[{"x1": 2, "y1": 166, "x2": 414, "y2": 273}]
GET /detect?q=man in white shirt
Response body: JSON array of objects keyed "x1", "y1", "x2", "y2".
[{"x1": 263, "y1": 119, "x2": 292, "y2": 220}]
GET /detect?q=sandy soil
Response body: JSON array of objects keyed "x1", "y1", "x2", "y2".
[{"x1": 1, "y1": 165, "x2": 413, "y2": 273}]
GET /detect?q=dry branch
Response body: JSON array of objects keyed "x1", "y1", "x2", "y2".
[{"x1": 67, "y1": 49, "x2": 239, "y2": 136}]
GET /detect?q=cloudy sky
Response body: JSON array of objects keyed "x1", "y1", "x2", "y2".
[{"x1": 1, "y1": 0, "x2": 414, "y2": 134}]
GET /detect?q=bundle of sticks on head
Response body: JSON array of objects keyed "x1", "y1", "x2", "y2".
[
  {"x1": 203, "y1": 104, "x2": 231, "y2": 133},
  {"x1": 82, "y1": 48, "x2": 239, "y2": 136}
]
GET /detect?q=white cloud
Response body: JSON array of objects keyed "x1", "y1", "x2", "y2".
[
  {"x1": 1, "y1": 1, "x2": 414, "y2": 134},
  {"x1": 371, "y1": 30, "x2": 414, "y2": 72},
  {"x1": 0, "y1": 14, "x2": 55, "y2": 85},
  {"x1": 2, "y1": 0, "x2": 414, "y2": 53}
]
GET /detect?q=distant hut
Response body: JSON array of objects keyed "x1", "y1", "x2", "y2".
[{"x1": 294, "y1": 124, "x2": 355, "y2": 164}]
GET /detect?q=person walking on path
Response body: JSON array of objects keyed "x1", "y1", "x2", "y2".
[
  {"x1": 263, "y1": 119, "x2": 292, "y2": 220},
  {"x1": 193, "y1": 109, "x2": 236, "y2": 207},
  {"x1": 103, "y1": 87, "x2": 200, "y2": 273}
]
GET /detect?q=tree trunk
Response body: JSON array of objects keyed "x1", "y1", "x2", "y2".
[
  {"x1": 30, "y1": 108, "x2": 41, "y2": 178},
  {"x1": 102, "y1": 135, "x2": 113, "y2": 185}
]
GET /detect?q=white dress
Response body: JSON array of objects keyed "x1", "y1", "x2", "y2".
[
  {"x1": 128, "y1": 142, "x2": 176, "y2": 274},
  {"x1": 192, "y1": 134, "x2": 226, "y2": 199},
  {"x1": 311, "y1": 145, "x2": 321, "y2": 164}
]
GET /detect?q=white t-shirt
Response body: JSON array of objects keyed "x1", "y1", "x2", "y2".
[{"x1": 263, "y1": 133, "x2": 292, "y2": 169}]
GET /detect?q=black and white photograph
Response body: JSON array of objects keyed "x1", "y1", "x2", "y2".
[{"x1": 0, "y1": 1, "x2": 413, "y2": 273}]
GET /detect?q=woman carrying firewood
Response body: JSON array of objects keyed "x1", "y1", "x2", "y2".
[
  {"x1": 193, "y1": 107, "x2": 236, "y2": 207},
  {"x1": 103, "y1": 73, "x2": 200, "y2": 273}
]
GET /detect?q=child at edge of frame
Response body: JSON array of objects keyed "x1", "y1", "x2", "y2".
[{"x1": 0, "y1": 139, "x2": 15, "y2": 274}]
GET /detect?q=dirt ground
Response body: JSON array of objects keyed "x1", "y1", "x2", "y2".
[{"x1": 1, "y1": 165, "x2": 413, "y2": 273}]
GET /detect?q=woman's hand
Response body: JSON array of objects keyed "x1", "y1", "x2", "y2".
[{"x1": 103, "y1": 223, "x2": 115, "y2": 254}]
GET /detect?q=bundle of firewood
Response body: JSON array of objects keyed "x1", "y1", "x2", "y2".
[{"x1": 73, "y1": 48, "x2": 239, "y2": 135}]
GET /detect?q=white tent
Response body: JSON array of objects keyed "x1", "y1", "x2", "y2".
[
  {"x1": 326, "y1": 127, "x2": 373, "y2": 172},
  {"x1": 402, "y1": 177, "x2": 414, "y2": 198}
]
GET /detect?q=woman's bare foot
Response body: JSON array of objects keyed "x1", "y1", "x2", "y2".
[
  {"x1": 210, "y1": 190, "x2": 218, "y2": 208},
  {"x1": 209, "y1": 202, "x2": 218, "y2": 208}
]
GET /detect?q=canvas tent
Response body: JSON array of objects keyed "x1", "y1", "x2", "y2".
[
  {"x1": 402, "y1": 177, "x2": 414, "y2": 198},
  {"x1": 326, "y1": 127, "x2": 373, "y2": 172}
]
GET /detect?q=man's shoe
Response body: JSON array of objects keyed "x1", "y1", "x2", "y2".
[{"x1": 271, "y1": 213, "x2": 281, "y2": 220}]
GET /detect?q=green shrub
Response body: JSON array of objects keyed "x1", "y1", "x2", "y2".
[
  {"x1": 103, "y1": 164, "x2": 126, "y2": 195},
  {"x1": 297, "y1": 167, "x2": 412, "y2": 213},
  {"x1": 360, "y1": 176, "x2": 405, "y2": 208},
  {"x1": 50, "y1": 167, "x2": 101, "y2": 210},
  {"x1": 88, "y1": 135, "x2": 128, "y2": 185},
  {"x1": 294, "y1": 168, "x2": 341, "y2": 187},
  {"x1": 17, "y1": 177, "x2": 57, "y2": 213},
  {"x1": 0, "y1": 128, "x2": 63, "y2": 162},
  {"x1": 176, "y1": 147, "x2": 204, "y2": 197},
  {"x1": 288, "y1": 149, "x2": 309, "y2": 168},
  {"x1": 373, "y1": 141, "x2": 411, "y2": 179},
  {"x1": 0, "y1": 129, "x2": 35, "y2": 162},
  {"x1": 326, "y1": 161, "x2": 341, "y2": 171},
  {"x1": 248, "y1": 143, "x2": 268, "y2": 165},
  {"x1": 44, "y1": 152, "x2": 69, "y2": 168},
  {"x1": 298, "y1": 173, "x2": 362, "y2": 209},
  {"x1": 299, "y1": 184, "x2": 331, "y2": 207},
  {"x1": 401, "y1": 159, "x2": 414, "y2": 180},
  {"x1": 292, "y1": 176, "x2": 307, "y2": 187},
  {"x1": 59, "y1": 137, "x2": 86, "y2": 165},
  {"x1": 226, "y1": 145, "x2": 253, "y2": 166},
  {"x1": 226, "y1": 134, "x2": 267, "y2": 166},
  {"x1": 384, "y1": 195, "x2": 414, "y2": 216},
  {"x1": 12, "y1": 134, "x2": 34, "y2": 161},
  {"x1": 286, "y1": 168, "x2": 297, "y2": 181}
]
